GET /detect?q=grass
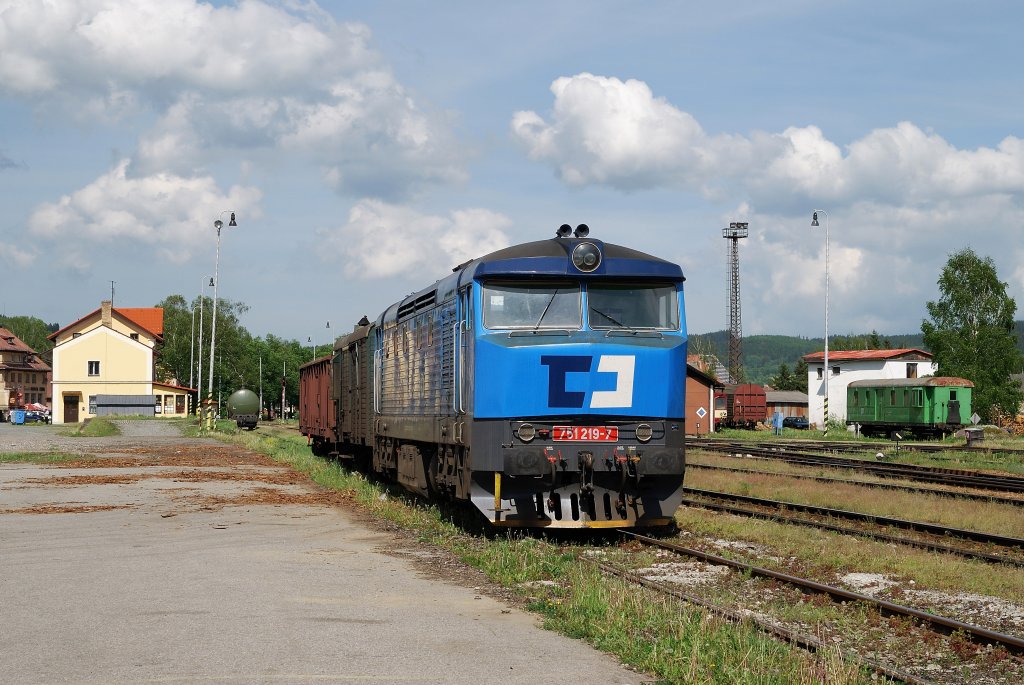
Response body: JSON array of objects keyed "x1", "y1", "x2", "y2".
[
  {"x1": 686, "y1": 465, "x2": 1024, "y2": 538},
  {"x1": 673, "y1": 507, "x2": 1024, "y2": 603},
  {"x1": 0, "y1": 452, "x2": 81, "y2": 464},
  {"x1": 206, "y1": 424, "x2": 880, "y2": 684},
  {"x1": 62, "y1": 417, "x2": 121, "y2": 437}
]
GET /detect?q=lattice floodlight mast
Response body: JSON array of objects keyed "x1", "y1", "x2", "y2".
[{"x1": 722, "y1": 222, "x2": 749, "y2": 384}]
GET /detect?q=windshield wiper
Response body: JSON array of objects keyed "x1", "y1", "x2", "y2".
[
  {"x1": 590, "y1": 307, "x2": 628, "y2": 328},
  {"x1": 534, "y1": 288, "x2": 561, "y2": 329}
]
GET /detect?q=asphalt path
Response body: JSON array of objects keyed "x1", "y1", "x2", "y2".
[{"x1": 0, "y1": 422, "x2": 650, "y2": 684}]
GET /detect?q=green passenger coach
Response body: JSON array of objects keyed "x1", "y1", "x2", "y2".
[{"x1": 846, "y1": 377, "x2": 974, "y2": 438}]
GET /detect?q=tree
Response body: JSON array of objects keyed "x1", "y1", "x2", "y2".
[
  {"x1": 155, "y1": 294, "x2": 254, "y2": 400},
  {"x1": 0, "y1": 315, "x2": 59, "y2": 354},
  {"x1": 769, "y1": 363, "x2": 795, "y2": 391},
  {"x1": 922, "y1": 248, "x2": 1023, "y2": 422},
  {"x1": 793, "y1": 358, "x2": 809, "y2": 394}
]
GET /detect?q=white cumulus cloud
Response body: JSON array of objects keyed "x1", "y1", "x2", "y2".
[
  {"x1": 320, "y1": 200, "x2": 512, "y2": 279},
  {"x1": 28, "y1": 159, "x2": 262, "y2": 265},
  {"x1": 513, "y1": 73, "x2": 1024, "y2": 210},
  {"x1": 2, "y1": 0, "x2": 464, "y2": 197}
]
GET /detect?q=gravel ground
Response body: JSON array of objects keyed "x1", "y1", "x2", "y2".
[{"x1": 0, "y1": 420, "x2": 651, "y2": 685}]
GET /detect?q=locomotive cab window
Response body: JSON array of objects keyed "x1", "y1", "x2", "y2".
[
  {"x1": 481, "y1": 281, "x2": 581, "y2": 330},
  {"x1": 587, "y1": 282, "x2": 679, "y2": 330}
]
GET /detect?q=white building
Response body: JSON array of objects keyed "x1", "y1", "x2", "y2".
[{"x1": 801, "y1": 349, "x2": 937, "y2": 428}]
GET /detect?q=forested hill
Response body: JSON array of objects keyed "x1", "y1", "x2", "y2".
[{"x1": 688, "y1": 327, "x2": 1024, "y2": 386}]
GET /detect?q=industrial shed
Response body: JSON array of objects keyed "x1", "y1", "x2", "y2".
[
  {"x1": 686, "y1": 363, "x2": 722, "y2": 435},
  {"x1": 765, "y1": 390, "x2": 809, "y2": 420}
]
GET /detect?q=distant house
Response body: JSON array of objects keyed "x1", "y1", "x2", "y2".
[
  {"x1": 0, "y1": 327, "x2": 51, "y2": 421},
  {"x1": 801, "y1": 348, "x2": 936, "y2": 428},
  {"x1": 49, "y1": 300, "x2": 193, "y2": 423}
]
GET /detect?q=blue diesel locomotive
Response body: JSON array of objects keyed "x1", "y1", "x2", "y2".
[{"x1": 301, "y1": 225, "x2": 688, "y2": 528}]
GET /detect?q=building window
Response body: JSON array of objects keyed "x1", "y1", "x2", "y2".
[
  {"x1": 907, "y1": 363, "x2": 918, "y2": 379},
  {"x1": 950, "y1": 390, "x2": 958, "y2": 401},
  {"x1": 831, "y1": 366, "x2": 840, "y2": 376},
  {"x1": 816, "y1": 367, "x2": 823, "y2": 380},
  {"x1": 88, "y1": 361, "x2": 100, "y2": 376},
  {"x1": 88, "y1": 395, "x2": 97, "y2": 413}
]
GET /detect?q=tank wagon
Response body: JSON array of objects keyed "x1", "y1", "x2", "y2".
[
  {"x1": 714, "y1": 383, "x2": 766, "y2": 429},
  {"x1": 226, "y1": 388, "x2": 260, "y2": 430},
  {"x1": 300, "y1": 225, "x2": 688, "y2": 529},
  {"x1": 846, "y1": 377, "x2": 974, "y2": 438}
]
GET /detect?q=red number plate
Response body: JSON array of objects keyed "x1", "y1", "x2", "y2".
[{"x1": 552, "y1": 426, "x2": 619, "y2": 442}]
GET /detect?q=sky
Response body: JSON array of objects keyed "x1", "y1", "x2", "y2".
[{"x1": 2, "y1": 0, "x2": 1023, "y2": 349}]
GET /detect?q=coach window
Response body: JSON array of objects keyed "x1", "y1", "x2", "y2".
[
  {"x1": 588, "y1": 283, "x2": 679, "y2": 330},
  {"x1": 481, "y1": 281, "x2": 581, "y2": 330}
]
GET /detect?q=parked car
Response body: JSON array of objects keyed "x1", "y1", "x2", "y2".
[{"x1": 782, "y1": 416, "x2": 810, "y2": 430}]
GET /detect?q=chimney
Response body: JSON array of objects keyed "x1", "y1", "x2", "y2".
[{"x1": 101, "y1": 300, "x2": 112, "y2": 328}]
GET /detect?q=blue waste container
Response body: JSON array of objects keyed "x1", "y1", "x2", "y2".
[{"x1": 12, "y1": 409, "x2": 26, "y2": 425}]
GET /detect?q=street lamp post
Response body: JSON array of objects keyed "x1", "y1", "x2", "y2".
[
  {"x1": 206, "y1": 211, "x2": 236, "y2": 431},
  {"x1": 189, "y1": 301, "x2": 196, "y2": 390},
  {"x1": 196, "y1": 276, "x2": 212, "y2": 415},
  {"x1": 811, "y1": 209, "x2": 829, "y2": 434}
]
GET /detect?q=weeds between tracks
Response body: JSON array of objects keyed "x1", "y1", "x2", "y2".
[{"x1": 198, "y1": 421, "x2": 878, "y2": 685}]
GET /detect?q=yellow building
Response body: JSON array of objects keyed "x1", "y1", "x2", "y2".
[{"x1": 49, "y1": 301, "x2": 193, "y2": 423}]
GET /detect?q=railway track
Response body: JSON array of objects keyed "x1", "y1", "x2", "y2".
[
  {"x1": 623, "y1": 531, "x2": 1024, "y2": 656},
  {"x1": 682, "y1": 488, "x2": 1024, "y2": 567},
  {"x1": 693, "y1": 442, "x2": 1024, "y2": 493},
  {"x1": 593, "y1": 559, "x2": 933, "y2": 685},
  {"x1": 698, "y1": 436, "x2": 1024, "y2": 458},
  {"x1": 687, "y1": 462, "x2": 1024, "y2": 507}
]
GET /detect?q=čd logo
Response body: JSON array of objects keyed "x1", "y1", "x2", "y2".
[{"x1": 540, "y1": 355, "x2": 635, "y2": 409}]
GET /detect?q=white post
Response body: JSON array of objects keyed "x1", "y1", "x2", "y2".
[{"x1": 812, "y1": 209, "x2": 830, "y2": 432}]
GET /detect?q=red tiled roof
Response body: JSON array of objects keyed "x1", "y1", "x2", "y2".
[
  {"x1": 118, "y1": 308, "x2": 163, "y2": 336},
  {"x1": 0, "y1": 327, "x2": 51, "y2": 370},
  {"x1": 0, "y1": 327, "x2": 34, "y2": 353},
  {"x1": 801, "y1": 348, "x2": 932, "y2": 362},
  {"x1": 48, "y1": 306, "x2": 164, "y2": 341},
  {"x1": 154, "y1": 381, "x2": 197, "y2": 392}
]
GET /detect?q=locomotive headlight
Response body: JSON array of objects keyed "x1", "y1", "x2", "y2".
[
  {"x1": 517, "y1": 423, "x2": 536, "y2": 442},
  {"x1": 571, "y1": 242, "x2": 602, "y2": 272},
  {"x1": 635, "y1": 423, "x2": 653, "y2": 442}
]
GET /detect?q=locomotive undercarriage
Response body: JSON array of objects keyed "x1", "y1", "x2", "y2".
[
  {"x1": 368, "y1": 440, "x2": 681, "y2": 529},
  {"x1": 476, "y1": 445, "x2": 684, "y2": 528}
]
